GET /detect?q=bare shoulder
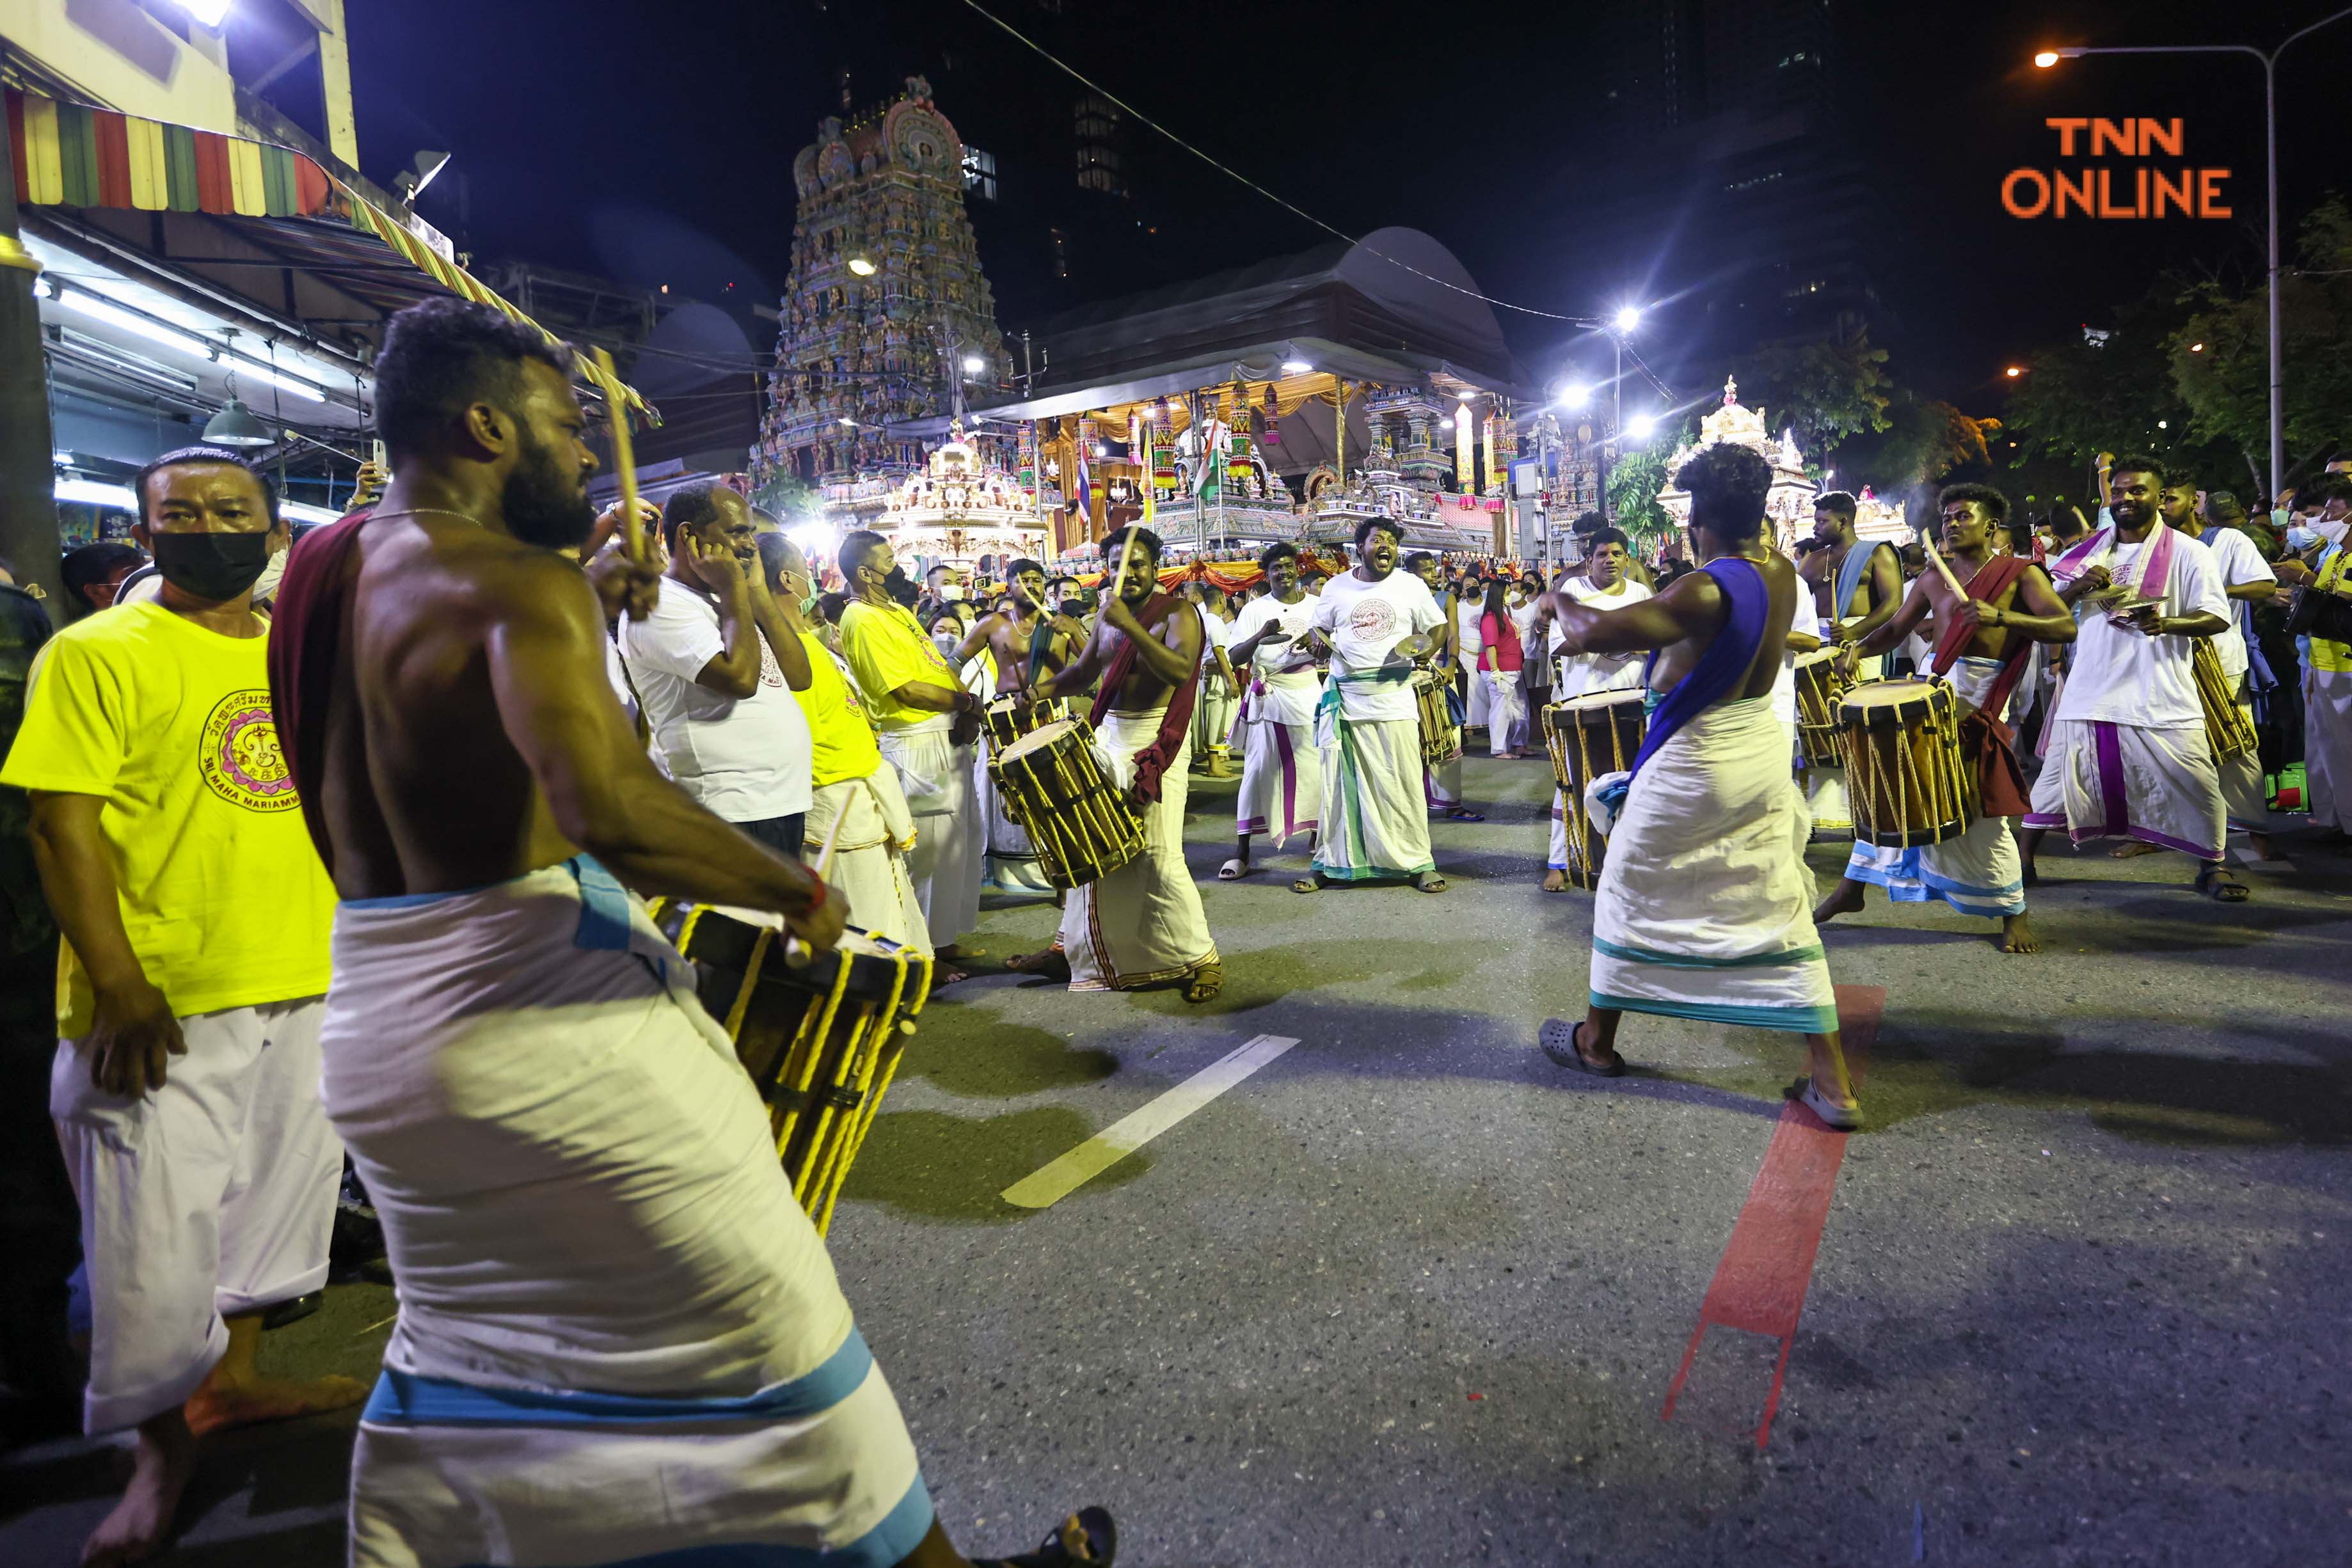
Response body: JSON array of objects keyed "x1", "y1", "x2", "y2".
[{"x1": 360, "y1": 520, "x2": 596, "y2": 633}]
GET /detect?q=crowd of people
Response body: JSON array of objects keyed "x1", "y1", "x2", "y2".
[{"x1": 0, "y1": 292, "x2": 2346, "y2": 1568}]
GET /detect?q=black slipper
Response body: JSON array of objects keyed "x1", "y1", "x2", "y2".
[
  {"x1": 978, "y1": 1506, "x2": 1118, "y2": 1568},
  {"x1": 1539, "y1": 1017, "x2": 1623, "y2": 1077}
]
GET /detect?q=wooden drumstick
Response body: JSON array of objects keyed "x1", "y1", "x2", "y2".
[
  {"x1": 590, "y1": 347, "x2": 646, "y2": 565},
  {"x1": 1921, "y1": 537, "x2": 1970, "y2": 603},
  {"x1": 781, "y1": 809, "x2": 852, "y2": 970}
]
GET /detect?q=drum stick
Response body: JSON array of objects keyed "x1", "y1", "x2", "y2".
[
  {"x1": 1921, "y1": 537, "x2": 1969, "y2": 603},
  {"x1": 590, "y1": 347, "x2": 646, "y2": 565},
  {"x1": 781, "y1": 810, "x2": 853, "y2": 970}
]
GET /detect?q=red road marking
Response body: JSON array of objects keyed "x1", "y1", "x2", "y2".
[{"x1": 1660, "y1": 983, "x2": 1884, "y2": 1450}]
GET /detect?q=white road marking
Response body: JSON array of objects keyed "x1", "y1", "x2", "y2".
[{"x1": 1001, "y1": 1033, "x2": 1301, "y2": 1208}]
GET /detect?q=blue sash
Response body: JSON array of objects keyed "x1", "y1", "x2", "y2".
[{"x1": 1831, "y1": 539, "x2": 1882, "y2": 627}]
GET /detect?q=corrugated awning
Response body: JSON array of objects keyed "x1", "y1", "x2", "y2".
[{"x1": 6, "y1": 87, "x2": 655, "y2": 424}]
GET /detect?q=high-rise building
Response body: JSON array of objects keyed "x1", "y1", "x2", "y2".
[{"x1": 751, "y1": 77, "x2": 1012, "y2": 491}]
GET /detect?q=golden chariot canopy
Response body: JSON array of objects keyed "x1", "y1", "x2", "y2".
[{"x1": 877, "y1": 422, "x2": 1047, "y2": 569}]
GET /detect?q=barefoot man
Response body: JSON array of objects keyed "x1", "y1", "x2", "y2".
[
  {"x1": 1813, "y1": 484, "x2": 2076, "y2": 953},
  {"x1": 1007, "y1": 527, "x2": 1222, "y2": 1002},
  {"x1": 1539, "y1": 444, "x2": 1859, "y2": 1129},
  {"x1": 4, "y1": 445, "x2": 363, "y2": 1566},
  {"x1": 1798, "y1": 491, "x2": 1902, "y2": 837},
  {"x1": 267, "y1": 301, "x2": 1113, "y2": 1568},
  {"x1": 954, "y1": 558, "x2": 1085, "y2": 896},
  {"x1": 1296, "y1": 520, "x2": 1453, "y2": 894},
  {"x1": 1221, "y1": 542, "x2": 1323, "y2": 880},
  {"x1": 2021, "y1": 454, "x2": 2240, "y2": 902}
]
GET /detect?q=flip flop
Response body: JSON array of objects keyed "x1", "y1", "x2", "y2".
[
  {"x1": 1217, "y1": 858, "x2": 1251, "y2": 880},
  {"x1": 980, "y1": 1506, "x2": 1118, "y2": 1568},
  {"x1": 1442, "y1": 808, "x2": 1486, "y2": 821},
  {"x1": 1415, "y1": 871, "x2": 1449, "y2": 894},
  {"x1": 1291, "y1": 876, "x2": 1323, "y2": 894},
  {"x1": 2195, "y1": 863, "x2": 2251, "y2": 903},
  {"x1": 1539, "y1": 1017, "x2": 1623, "y2": 1077},
  {"x1": 1790, "y1": 1079, "x2": 1861, "y2": 1130}
]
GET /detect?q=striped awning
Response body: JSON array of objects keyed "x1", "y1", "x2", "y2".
[{"x1": 6, "y1": 88, "x2": 653, "y2": 422}]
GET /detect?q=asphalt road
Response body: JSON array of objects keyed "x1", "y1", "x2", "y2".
[{"x1": 6, "y1": 753, "x2": 2349, "y2": 1567}]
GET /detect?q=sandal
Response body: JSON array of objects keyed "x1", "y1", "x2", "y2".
[
  {"x1": 1442, "y1": 807, "x2": 1486, "y2": 821},
  {"x1": 1790, "y1": 1078, "x2": 1861, "y2": 1130},
  {"x1": 1182, "y1": 960, "x2": 1224, "y2": 1003},
  {"x1": 2195, "y1": 863, "x2": 2250, "y2": 903},
  {"x1": 1291, "y1": 875, "x2": 1323, "y2": 894},
  {"x1": 978, "y1": 1506, "x2": 1118, "y2": 1568},
  {"x1": 1217, "y1": 857, "x2": 1250, "y2": 880},
  {"x1": 1540, "y1": 1018, "x2": 1624, "y2": 1077},
  {"x1": 1415, "y1": 871, "x2": 1449, "y2": 893}
]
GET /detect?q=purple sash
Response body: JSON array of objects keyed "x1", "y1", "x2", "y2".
[{"x1": 1626, "y1": 556, "x2": 1770, "y2": 781}]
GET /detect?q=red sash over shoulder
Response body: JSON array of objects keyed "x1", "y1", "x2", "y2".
[
  {"x1": 264, "y1": 510, "x2": 371, "y2": 875},
  {"x1": 1928, "y1": 554, "x2": 2033, "y2": 818},
  {"x1": 1086, "y1": 590, "x2": 1200, "y2": 805}
]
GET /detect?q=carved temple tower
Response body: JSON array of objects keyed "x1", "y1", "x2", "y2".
[{"x1": 751, "y1": 78, "x2": 1012, "y2": 503}]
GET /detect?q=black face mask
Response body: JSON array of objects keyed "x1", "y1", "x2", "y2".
[
  {"x1": 884, "y1": 566, "x2": 918, "y2": 608},
  {"x1": 148, "y1": 532, "x2": 272, "y2": 602}
]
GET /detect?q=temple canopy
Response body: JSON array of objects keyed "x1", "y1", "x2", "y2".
[{"x1": 976, "y1": 226, "x2": 1534, "y2": 434}]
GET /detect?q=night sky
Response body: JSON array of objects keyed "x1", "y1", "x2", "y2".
[{"x1": 346, "y1": 0, "x2": 2352, "y2": 415}]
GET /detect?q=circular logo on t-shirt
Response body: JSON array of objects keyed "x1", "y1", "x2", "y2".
[
  {"x1": 1348, "y1": 596, "x2": 1399, "y2": 642},
  {"x1": 198, "y1": 690, "x2": 297, "y2": 812},
  {"x1": 757, "y1": 639, "x2": 786, "y2": 690}
]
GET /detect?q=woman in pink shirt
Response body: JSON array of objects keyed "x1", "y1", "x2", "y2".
[{"x1": 1477, "y1": 579, "x2": 1531, "y2": 757}]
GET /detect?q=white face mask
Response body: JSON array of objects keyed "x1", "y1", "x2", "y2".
[
  {"x1": 2319, "y1": 518, "x2": 2351, "y2": 548},
  {"x1": 937, "y1": 582, "x2": 965, "y2": 603}
]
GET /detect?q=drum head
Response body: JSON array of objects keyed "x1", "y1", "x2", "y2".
[
  {"x1": 1558, "y1": 690, "x2": 1643, "y2": 715},
  {"x1": 1795, "y1": 647, "x2": 1841, "y2": 671},
  {"x1": 1001, "y1": 717, "x2": 1078, "y2": 762},
  {"x1": 1839, "y1": 678, "x2": 1944, "y2": 725}
]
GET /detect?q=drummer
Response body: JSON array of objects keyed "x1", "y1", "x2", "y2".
[
  {"x1": 1798, "y1": 492, "x2": 1903, "y2": 838},
  {"x1": 1406, "y1": 552, "x2": 1481, "y2": 823},
  {"x1": 1527, "y1": 528, "x2": 1651, "y2": 891},
  {"x1": 1813, "y1": 484, "x2": 2076, "y2": 953},
  {"x1": 953, "y1": 558, "x2": 1086, "y2": 897}
]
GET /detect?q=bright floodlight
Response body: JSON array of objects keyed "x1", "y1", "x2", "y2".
[
  {"x1": 1560, "y1": 383, "x2": 1591, "y2": 410},
  {"x1": 2033, "y1": 51, "x2": 2060, "y2": 68},
  {"x1": 961, "y1": 354, "x2": 985, "y2": 374},
  {"x1": 847, "y1": 257, "x2": 877, "y2": 277},
  {"x1": 837, "y1": 416, "x2": 858, "y2": 427},
  {"x1": 171, "y1": 0, "x2": 231, "y2": 24},
  {"x1": 1614, "y1": 306, "x2": 1641, "y2": 333},
  {"x1": 1626, "y1": 413, "x2": 1657, "y2": 442},
  {"x1": 1281, "y1": 360, "x2": 1313, "y2": 374}
]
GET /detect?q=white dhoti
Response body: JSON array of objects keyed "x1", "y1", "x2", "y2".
[
  {"x1": 1056, "y1": 708, "x2": 1216, "y2": 990},
  {"x1": 1806, "y1": 651, "x2": 1881, "y2": 837},
  {"x1": 1482, "y1": 670, "x2": 1527, "y2": 756},
  {"x1": 323, "y1": 858, "x2": 929, "y2": 1568},
  {"x1": 1314, "y1": 713, "x2": 1436, "y2": 882},
  {"x1": 1465, "y1": 668, "x2": 1491, "y2": 730},
  {"x1": 1589, "y1": 695, "x2": 1838, "y2": 1034},
  {"x1": 2302, "y1": 667, "x2": 2352, "y2": 832},
  {"x1": 2026, "y1": 718, "x2": 2223, "y2": 860},
  {"x1": 2218, "y1": 700, "x2": 2274, "y2": 835},
  {"x1": 1845, "y1": 654, "x2": 2027, "y2": 919},
  {"x1": 805, "y1": 766, "x2": 933, "y2": 956},
  {"x1": 879, "y1": 717, "x2": 982, "y2": 947},
  {"x1": 1549, "y1": 787, "x2": 1571, "y2": 874},
  {"x1": 51, "y1": 997, "x2": 338, "y2": 1433},
  {"x1": 1192, "y1": 680, "x2": 1237, "y2": 764},
  {"x1": 1236, "y1": 712, "x2": 1319, "y2": 849},
  {"x1": 976, "y1": 734, "x2": 1052, "y2": 894}
]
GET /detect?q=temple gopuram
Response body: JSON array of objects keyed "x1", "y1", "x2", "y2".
[{"x1": 750, "y1": 78, "x2": 1013, "y2": 526}]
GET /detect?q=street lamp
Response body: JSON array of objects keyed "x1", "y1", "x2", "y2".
[
  {"x1": 1625, "y1": 413, "x2": 1657, "y2": 443},
  {"x1": 960, "y1": 354, "x2": 985, "y2": 375},
  {"x1": 1614, "y1": 305, "x2": 1641, "y2": 333},
  {"x1": 2032, "y1": 4, "x2": 2352, "y2": 500},
  {"x1": 1558, "y1": 383, "x2": 1591, "y2": 410},
  {"x1": 2005, "y1": 365, "x2": 2025, "y2": 378}
]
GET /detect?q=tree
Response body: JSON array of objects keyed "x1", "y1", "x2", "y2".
[
  {"x1": 1838, "y1": 393, "x2": 1998, "y2": 497},
  {"x1": 749, "y1": 471, "x2": 826, "y2": 531},
  {"x1": 2169, "y1": 196, "x2": 2352, "y2": 488},
  {"x1": 1605, "y1": 412, "x2": 1696, "y2": 553},
  {"x1": 1747, "y1": 322, "x2": 1893, "y2": 470}
]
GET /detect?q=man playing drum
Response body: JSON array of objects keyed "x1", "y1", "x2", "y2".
[
  {"x1": 955, "y1": 558, "x2": 1086, "y2": 896},
  {"x1": 1540, "y1": 443, "x2": 1859, "y2": 1130},
  {"x1": 2022, "y1": 454, "x2": 2240, "y2": 901},
  {"x1": 1813, "y1": 484, "x2": 2076, "y2": 953},
  {"x1": 1527, "y1": 528, "x2": 1651, "y2": 891},
  {"x1": 1799, "y1": 491, "x2": 1903, "y2": 838},
  {"x1": 267, "y1": 300, "x2": 1115, "y2": 1568},
  {"x1": 1006, "y1": 527, "x2": 1223, "y2": 1002},
  {"x1": 1294, "y1": 520, "x2": 1452, "y2": 894},
  {"x1": 1408, "y1": 551, "x2": 1482, "y2": 822},
  {"x1": 1221, "y1": 542, "x2": 1323, "y2": 880}
]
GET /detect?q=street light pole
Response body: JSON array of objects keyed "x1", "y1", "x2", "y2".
[{"x1": 2039, "y1": 4, "x2": 2352, "y2": 502}]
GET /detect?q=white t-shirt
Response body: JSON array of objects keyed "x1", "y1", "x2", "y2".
[
  {"x1": 1195, "y1": 604, "x2": 1232, "y2": 669},
  {"x1": 618, "y1": 576, "x2": 814, "y2": 821},
  {"x1": 1555, "y1": 577, "x2": 1654, "y2": 699},
  {"x1": 2053, "y1": 532, "x2": 2232, "y2": 729},
  {"x1": 1455, "y1": 593, "x2": 1484, "y2": 657},
  {"x1": 1772, "y1": 569, "x2": 1816, "y2": 728},
  {"x1": 1229, "y1": 591, "x2": 1322, "y2": 726},
  {"x1": 2199, "y1": 525, "x2": 2275, "y2": 685},
  {"x1": 1311, "y1": 568, "x2": 1444, "y2": 721}
]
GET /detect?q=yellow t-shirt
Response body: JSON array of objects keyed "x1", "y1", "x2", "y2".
[
  {"x1": 0, "y1": 602, "x2": 335, "y2": 1034},
  {"x1": 793, "y1": 631, "x2": 883, "y2": 786},
  {"x1": 2311, "y1": 549, "x2": 2352, "y2": 676},
  {"x1": 839, "y1": 600, "x2": 958, "y2": 732}
]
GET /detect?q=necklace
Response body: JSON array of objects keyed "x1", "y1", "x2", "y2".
[{"x1": 369, "y1": 507, "x2": 484, "y2": 530}]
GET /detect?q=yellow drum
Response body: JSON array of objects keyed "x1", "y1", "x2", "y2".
[
  {"x1": 1414, "y1": 669, "x2": 1462, "y2": 765},
  {"x1": 983, "y1": 693, "x2": 1054, "y2": 753},
  {"x1": 2189, "y1": 638, "x2": 2257, "y2": 760},
  {"x1": 1838, "y1": 678, "x2": 1973, "y2": 849},
  {"x1": 992, "y1": 717, "x2": 1145, "y2": 889},
  {"x1": 647, "y1": 903, "x2": 931, "y2": 1237},
  {"x1": 1792, "y1": 647, "x2": 1849, "y2": 766},
  {"x1": 1543, "y1": 689, "x2": 1648, "y2": 887}
]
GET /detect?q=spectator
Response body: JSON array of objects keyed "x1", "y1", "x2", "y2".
[
  {"x1": 617, "y1": 482, "x2": 816, "y2": 857},
  {"x1": 2, "y1": 445, "x2": 358, "y2": 1562},
  {"x1": 60, "y1": 542, "x2": 147, "y2": 619}
]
